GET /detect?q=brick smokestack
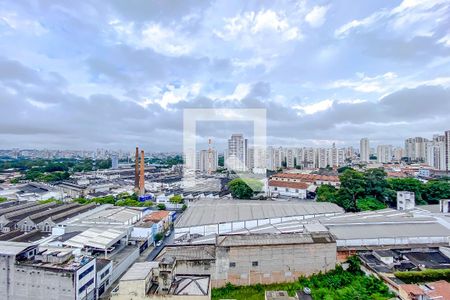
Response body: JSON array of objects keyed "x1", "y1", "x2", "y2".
[
  {"x1": 134, "y1": 146, "x2": 139, "y2": 191},
  {"x1": 139, "y1": 150, "x2": 145, "y2": 195}
]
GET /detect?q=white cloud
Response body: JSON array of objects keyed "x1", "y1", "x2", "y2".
[
  {"x1": 293, "y1": 99, "x2": 333, "y2": 115},
  {"x1": 328, "y1": 72, "x2": 397, "y2": 93},
  {"x1": 0, "y1": 11, "x2": 47, "y2": 36},
  {"x1": 215, "y1": 10, "x2": 302, "y2": 42},
  {"x1": 334, "y1": 0, "x2": 450, "y2": 39},
  {"x1": 305, "y1": 5, "x2": 330, "y2": 28},
  {"x1": 438, "y1": 34, "x2": 450, "y2": 47},
  {"x1": 144, "y1": 83, "x2": 202, "y2": 109},
  {"x1": 109, "y1": 20, "x2": 194, "y2": 56}
]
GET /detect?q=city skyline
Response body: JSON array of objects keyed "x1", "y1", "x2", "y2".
[{"x1": 1, "y1": 1, "x2": 450, "y2": 150}]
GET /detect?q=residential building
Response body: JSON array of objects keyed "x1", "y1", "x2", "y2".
[
  {"x1": 197, "y1": 149, "x2": 218, "y2": 173},
  {"x1": 377, "y1": 145, "x2": 393, "y2": 163},
  {"x1": 360, "y1": 138, "x2": 370, "y2": 163},
  {"x1": 405, "y1": 137, "x2": 428, "y2": 162},
  {"x1": 446, "y1": 130, "x2": 450, "y2": 172},
  {"x1": 226, "y1": 134, "x2": 248, "y2": 172}
]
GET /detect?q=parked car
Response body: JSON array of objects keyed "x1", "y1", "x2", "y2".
[
  {"x1": 165, "y1": 230, "x2": 171, "y2": 237},
  {"x1": 156, "y1": 240, "x2": 163, "y2": 247}
]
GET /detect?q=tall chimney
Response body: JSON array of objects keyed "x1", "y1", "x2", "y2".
[
  {"x1": 134, "y1": 147, "x2": 139, "y2": 191},
  {"x1": 139, "y1": 150, "x2": 145, "y2": 195}
]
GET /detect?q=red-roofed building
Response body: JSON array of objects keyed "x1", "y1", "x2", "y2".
[
  {"x1": 398, "y1": 280, "x2": 450, "y2": 300},
  {"x1": 268, "y1": 180, "x2": 309, "y2": 199},
  {"x1": 270, "y1": 173, "x2": 340, "y2": 187}
]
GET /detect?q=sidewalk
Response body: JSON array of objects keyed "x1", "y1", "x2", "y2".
[{"x1": 137, "y1": 244, "x2": 155, "y2": 262}]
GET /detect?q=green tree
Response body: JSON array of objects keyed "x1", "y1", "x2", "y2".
[
  {"x1": 357, "y1": 197, "x2": 387, "y2": 211},
  {"x1": 388, "y1": 178, "x2": 425, "y2": 204},
  {"x1": 157, "y1": 203, "x2": 166, "y2": 210},
  {"x1": 316, "y1": 185, "x2": 337, "y2": 203},
  {"x1": 228, "y1": 178, "x2": 263, "y2": 199},
  {"x1": 337, "y1": 169, "x2": 366, "y2": 212},
  {"x1": 364, "y1": 168, "x2": 389, "y2": 202},
  {"x1": 0, "y1": 197, "x2": 8, "y2": 203},
  {"x1": 422, "y1": 180, "x2": 450, "y2": 204},
  {"x1": 169, "y1": 195, "x2": 183, "y2": 204},
  {"x1": 142, "y1": 201, "x2": 153, "y2": 207}
]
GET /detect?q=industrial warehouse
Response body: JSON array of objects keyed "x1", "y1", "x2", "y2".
[{"x1": 174, "y1": 198, "x2": 344, "y2": 238}]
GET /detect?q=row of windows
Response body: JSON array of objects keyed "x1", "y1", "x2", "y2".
[
  {"x1": 78, "y1": 278, "x2": 94, "y2": 294},
  {"x1": 273, "y1": 187, "x2": 301, "y2": 192},
  {"x1": 78, "y1": 265, "x2": 94, "y2": 280},
  {"x1": 229, "y1": 261, "x2": 258, "y2": 268},
  {"x1": 100, "y1": 268, "x2": 110, "y2": 280}
]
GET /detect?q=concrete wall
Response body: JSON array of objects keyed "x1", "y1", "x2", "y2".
[
  {"x1": 0, "y1": 261, "x2": 76, "y2": 300},
  {"x1": 110, "y1": 247, "x2": 140, "y2": 284},
  {"x1": 212, "y1": 242, "x2": 336, "y2": 287}
]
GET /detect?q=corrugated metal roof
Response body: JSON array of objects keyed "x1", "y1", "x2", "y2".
[
  {"x1": 175, "y1": 198, "x2": 344, "y2": 228},
  {"x1": 63, "y1": 227, "x2": 127, "y2": 250}
]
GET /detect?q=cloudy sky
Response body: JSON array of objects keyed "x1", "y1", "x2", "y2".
[{"x1": 1, "y1": 0, "x2": 450, "y2": 152}]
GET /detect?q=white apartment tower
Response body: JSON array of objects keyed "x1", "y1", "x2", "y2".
[
  {"x1": 197, "y1": 149, "x2": 218, "y2": 173},
  {"x1": 405, "y1": 137, "x2": 428, "y2": 162},
  {"x1": 360, "y1": 138, "x2": 370, "y2": 163},
  {"x1": 226, "y1": 134, "x2": 248, "y2": 172},
  {"x1": 446, "y1": 130, "x2": 450, "y2": 172},
  {"x1": 377, "y1": 145, "x2": 393, "y2": 163}
]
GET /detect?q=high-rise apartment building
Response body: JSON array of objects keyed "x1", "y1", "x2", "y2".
[
  {"x1": 226, "y1": 134, "x2": 248, "y2": 172},
  {"x1": 405, "y1": 137, "x2": 428, "y2": 162},
  {"x1": 377, "y1": 145, "x2": 393, "y2": 163},
  {"x1": 445, "y1": 130, "x2": 450, "y2": 172},
  {"x1": 360, "y1": 138, "x2": 370, "y2": 163},
  {"x1": 197, "y1": 149, "x2": 218, "y2": 173}
]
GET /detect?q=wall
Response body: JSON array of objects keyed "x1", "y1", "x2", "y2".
[
  {"x1": 337, "y1": 236, "x2": 449, "y2": 248},
  {"x1": 110, "y1": 247, "x2": 140, "y2": 284},
  {"x1": 212, "y1": 242, "x2": 336, "y2": 287}
]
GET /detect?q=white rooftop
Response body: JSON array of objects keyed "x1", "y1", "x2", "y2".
[
  {"x1": 120, "y1": 261, "x2": 158, "y2": 281},
  {"x1": 0, "y1": 241, "x2": 35, "y2": 255},
  {"x1": 63, "y1": 227, "x2": 127, "y2": 250}
]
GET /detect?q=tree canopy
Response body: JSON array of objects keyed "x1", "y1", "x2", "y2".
[
  {"x1": 315, "y1": 168, "x2": 450, "y2": 212},
  {"x1": 227, "y1": 178, "x2": 263, "y2": 199}
]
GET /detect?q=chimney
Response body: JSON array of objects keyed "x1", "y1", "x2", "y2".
[
  {"x1": 139, "y1": 150, "x2": 145, "y2": 195},
  {"x1": 135, "y1": 147, "x2": 139, "y2": 191}
]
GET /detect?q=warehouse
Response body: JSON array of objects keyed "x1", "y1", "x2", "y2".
[
  {"x1": 174, "y1": 198, "x2": 344, "y2": 238},
  {"x1": 159, "y1": 230, "x2": 336, "y2": 288}
]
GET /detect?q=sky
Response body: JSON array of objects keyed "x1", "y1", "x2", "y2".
[{"x1": 0, "y1": 0, "x2": 450, "y2": 152}]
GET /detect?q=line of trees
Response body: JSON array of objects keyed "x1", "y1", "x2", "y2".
[
  {"x1": 317, "y1": 168, "x2": 450, "y2": 212},
  {"x1": 74, "y1": 192, "x2": 153, "y2": 207},
  {"x1": 4, "y1": 158, "x2": 112, "y2": 183}
]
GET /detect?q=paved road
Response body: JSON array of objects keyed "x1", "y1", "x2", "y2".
[{"x1": 146, "y1": 229, "x2": 174, "y2": 261}]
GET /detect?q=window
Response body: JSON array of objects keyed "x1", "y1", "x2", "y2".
[
  {"x1": 295, "y1": 189, "x2": 299, "y2": 193},
  {"x1": 274, "y1": 187, "x2": 277, "y2": 191},
  {"x1": 252, "y1": 261, "x2": 258, "y2": 267},
  {"x1": 229, "y1": 262, "x2": 236, "y2": 268},
  {"x1": 78, "y1": 278, "x2": 94, "y2": 294},
  {"x1": 78, "y1": 265, "x2": 94, "y2": 280},
  {"x1": 285, "y1": 188, "x2": 288, "y2": 192},
  {"x1": 100, "y1": 268, "x2": 110, "y2": 280}
]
